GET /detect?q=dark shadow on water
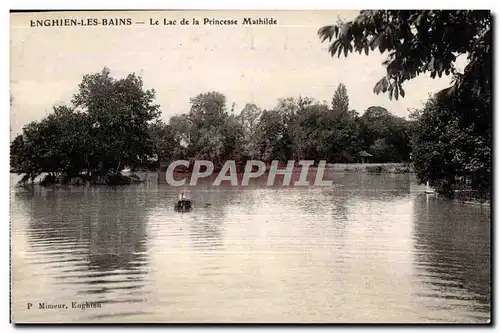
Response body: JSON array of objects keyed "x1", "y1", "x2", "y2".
[
  {"x1": 13, "y1": 186, "x2": 154, "y2": 302},
  {"x1": 412, "y1": 195, "x2": 491, "y2": 319}
]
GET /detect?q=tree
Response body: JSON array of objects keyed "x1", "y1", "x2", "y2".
[
  {"x1": 255, "y1": 108, "x2": 292, "y2": 163},
  {"x1": 357, "y1": 106, "x2": 413, "y2": 162},
  {"x1": 72, "y1": 67, "x2": 161, "y2": 174},
  {"x1": 169, "y1": 114, "x2": 192, "y2": 150},
  {"x1": 148, "y1": 120, "x2": 183, "y2": 166},
  {"x1": 10, "y1": 134, "x2": 27, "y2": 174},
  {"x1": 220, "y1": 113, "x2": 245, "y2": 162},
  {"x1": 164, "y1": 92, "x2": 244, "y2": 167},
  {"x1": 238, "y1": 103, "x2": 262, "y2": 159},
  {"x1": 238, "y1": 103, "x2": 262, "y2": 132},
  {"x1": 188, "y1": 91, "x2": 228, "y2": 130},
  {"x1": 412, "y1": 98, "x2": 490, "y2": 199},
  {"x1": 319, "y1": 10, "x2": 491, "y2": 197},
  {"x1": 318, "y1": 10, "x2": 491, "y2": 101},
  {"x1": 291, "y1": 101, "x2": 327, "y2": 161},
  {"x1": 10, "y1": 68, "x2": 162, "y2": 184},
  {"x1": 331, "y1": 83, "x2": 349, "y2": 116}
]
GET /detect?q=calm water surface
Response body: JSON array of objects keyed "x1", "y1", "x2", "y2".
[{"x1": 11, "y1": 173, "x2": 490, "y2": 323}]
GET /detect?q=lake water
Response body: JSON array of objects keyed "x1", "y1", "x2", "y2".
[{"x1": 10, "y1": 173, "x2": 491, "y2": 323}]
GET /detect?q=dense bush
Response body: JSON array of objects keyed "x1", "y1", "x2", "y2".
[{"x1": 365, "y1": 165, "x2": 387, "y2": 173}]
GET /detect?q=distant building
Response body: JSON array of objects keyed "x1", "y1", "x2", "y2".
[{"x1": 358, "y1": 151, "x2": 373, "y2": 164}]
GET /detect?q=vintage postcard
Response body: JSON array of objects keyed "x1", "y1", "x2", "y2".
[{"x1": 10, "y1": 10, "x2": 491, "y2": 324}]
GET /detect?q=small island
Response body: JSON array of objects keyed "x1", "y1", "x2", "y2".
[{"x1": 9, "y1": 65, "x2": 490, "y2": 204}]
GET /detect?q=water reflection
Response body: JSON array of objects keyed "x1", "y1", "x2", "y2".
[
  {"x1": 11, "y1": 173, "x2": 491, "y2": 323},
  {"x1": 412, "y1": 195, "x2": 491, "y2": 322},
  {"x1": 153, "y1": 178, "x2": 253, "y2": 251},
  {"x1": 13, "y1": 186, "x2": 153, "y2": 321}
]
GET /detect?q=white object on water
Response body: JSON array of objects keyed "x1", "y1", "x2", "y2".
[{"x1": 425, "y1": 181, "x2": 435, "y2": 194}]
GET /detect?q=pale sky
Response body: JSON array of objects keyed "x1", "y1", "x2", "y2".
[{"x1": 10, "y1": 10, "x2": 463, "y2": 136}]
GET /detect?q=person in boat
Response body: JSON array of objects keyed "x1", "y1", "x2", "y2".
[{"x1": 176, "y1": 191, "x2": 192, "y2": 211}]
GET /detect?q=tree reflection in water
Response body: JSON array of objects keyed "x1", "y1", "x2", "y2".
[
  {"x1": 15, "y1": 185, "x2": 153, "y2": 309},
  {"x1": 412, "y1": 195, "x2": 490, "y2": 321}
]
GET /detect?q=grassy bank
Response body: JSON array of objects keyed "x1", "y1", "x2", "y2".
[{"x1": 327, "y1": 163, "x2": 413, "y2": 174}]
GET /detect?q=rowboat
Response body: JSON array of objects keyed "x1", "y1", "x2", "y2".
[{"x1": 175, "y1": 199, "x2": 192, "y2": 212}]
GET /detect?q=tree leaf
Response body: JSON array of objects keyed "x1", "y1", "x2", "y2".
[
  {"x1": 371, "y1": 33, "x2": 384, "y2": 51},
  {"x1": 373, "y1": 77, "x2": 389, "y2": 94}
]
